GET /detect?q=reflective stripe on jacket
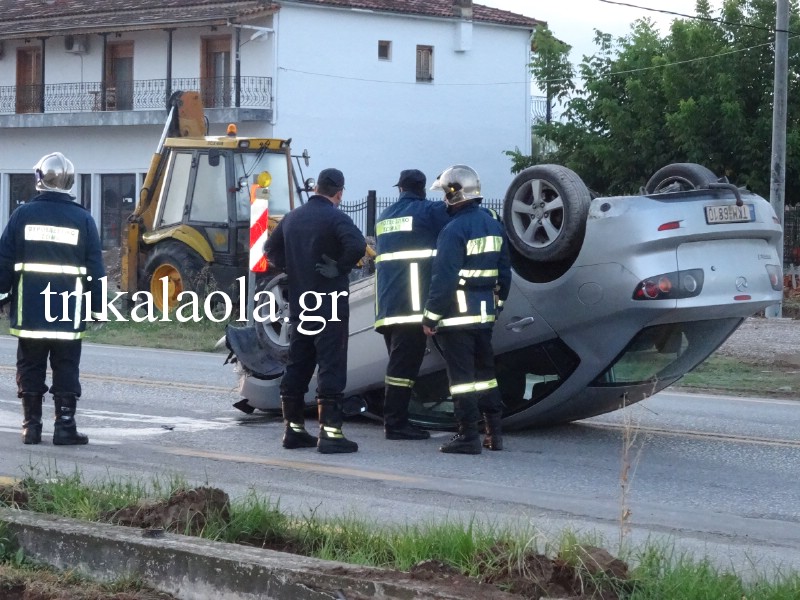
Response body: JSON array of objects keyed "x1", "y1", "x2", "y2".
[
  {"x1": 374, "y1": 192, "x2": 450, "y2": 331},
  {"x1": 0, "y1": 191, "x2": 105, "y2": 339},
  {"x1": 422, "y1": 203, "x2": 511, "y2": 330}
]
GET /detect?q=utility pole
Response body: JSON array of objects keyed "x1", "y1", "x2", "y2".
[{"x1": 766, "y1": 0, "x2": 789, "y2": 319}]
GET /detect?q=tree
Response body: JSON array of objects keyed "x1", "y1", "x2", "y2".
[{"x1": 512, "y1": 0, "x2": 800, "y2": 200}]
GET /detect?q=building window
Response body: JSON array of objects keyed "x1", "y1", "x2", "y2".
[
  {"x1": 8, "y1": 174, "x2": 35, "y2": 217},
  {"x1": 416, "y1": 45, "x2": 433, "y2": 82},
  {"x1": 101, "y1": 174, "x2": 136, "y2": 250},
  {"x1": 378, "y1": 40, "x2": 391, "y2": 60}
]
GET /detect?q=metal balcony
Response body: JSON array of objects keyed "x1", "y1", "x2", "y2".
[{"x1": 0, "y1": 76, "x2": 271, "y2": 118}]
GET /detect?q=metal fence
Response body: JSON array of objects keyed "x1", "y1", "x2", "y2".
[
  {"x1": 0, "y1": 76, "x2": 271, "y2": 114},
  {"x1": 785, "y1": 206, "x2": 800, "y2": 266},
  {"x1": 340, "y1": 194, "x2": 504, "y2": 236}
]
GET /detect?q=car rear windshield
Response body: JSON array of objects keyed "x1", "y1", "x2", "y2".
[{"x1": 593, "y1": 318, "x2": 743, "y2": 386}]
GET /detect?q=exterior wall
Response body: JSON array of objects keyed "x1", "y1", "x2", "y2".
[
  {"x1": 0, "y1": 7, "x2": 530, "y2": 233},
  {"x1": 271, "y1": 4, "x2": 532, "y2": 202},
  {"x1": 0, "y1": 19, "x2": 276, "y2": 232}
]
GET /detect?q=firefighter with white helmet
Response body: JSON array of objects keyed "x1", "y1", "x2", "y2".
[
  {"x1": 423, "y1": 164, "x2": 512, "y2": 454},
  {"x1": 0, "y1": 152, "x2": 105, "y2": 445}
]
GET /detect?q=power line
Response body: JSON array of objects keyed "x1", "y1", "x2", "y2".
[
  {"x1": 278, "y1": 66, "x2": 526, "y2": 86},
  {"x1": 533, "y1": 36, "x2": 788, "y2": 86},
  {"x1": 599, "y1": 0, "x2": 798, "y2": 36}
]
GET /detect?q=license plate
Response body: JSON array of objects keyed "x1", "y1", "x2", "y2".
[{"x1": 704, "y1": 203, "x2": 754, "y2": 224}]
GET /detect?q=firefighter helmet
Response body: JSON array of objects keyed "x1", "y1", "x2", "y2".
[
  {"x1": 33, "y1": 152, "x2": 75, "y2": 193},
  {"x1": 430, "y1": 164, "x2": 482, "y2": 206}
]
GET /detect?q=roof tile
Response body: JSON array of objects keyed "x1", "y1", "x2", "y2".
[{"x1": 0, "y1": 0, "x2": 541, "y2": 38}]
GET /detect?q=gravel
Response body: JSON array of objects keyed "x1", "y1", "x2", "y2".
[{"x1": 715, "y1": 316, "x2": 800, "y2": 364}]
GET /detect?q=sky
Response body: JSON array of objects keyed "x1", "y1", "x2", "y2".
[{"x1": 478, "y1": 0, "x2": 723, "y2": 67}]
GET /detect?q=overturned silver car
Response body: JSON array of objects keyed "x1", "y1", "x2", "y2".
[{"x1": 226, "y1": 163, "x2": 783, "y2": 429}]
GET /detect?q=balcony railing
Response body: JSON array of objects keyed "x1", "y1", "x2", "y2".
[{"x1": 0, "y1": 76, "x2": 271, "y2": 115}]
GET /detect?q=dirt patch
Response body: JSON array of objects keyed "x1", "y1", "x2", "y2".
[
  {"x1": 103, "y1": 249, "x2": 122, "y2": 289},
  {"x1": 1, "y1": 484, "x2": 629, "y2": 600}
]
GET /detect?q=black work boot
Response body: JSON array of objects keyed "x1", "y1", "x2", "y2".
[
  {"x1": 52, "y1": 395, "x2": 89, "y2": 446},
  {"x1": 439, "y1": 425, "x2": 482, "y2": 455},
  {"x1": 384, "y1": 386, "x2": 430, "y2": 440},
  {"x1": 317, "y1": 397, "x2": 358, "y2": 454},
  {"x1": 21, "y1": 394, "x2": 43, "y2": 445},
  {"x1": 482, "y1": 413, "x2": 503, "y2": 451},
  {"x1": 281, "y1": 395, "x2": 316, "y2": 449},
  {"x1": 385, "y1": 423, "x2": 430, "y2": 440}
]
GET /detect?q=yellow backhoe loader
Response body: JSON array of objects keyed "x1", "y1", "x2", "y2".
[{"x1": 120, "y1": 90, "x2": 312, "y2": 311}]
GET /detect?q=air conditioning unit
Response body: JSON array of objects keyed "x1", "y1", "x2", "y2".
[{"x1": 64, "y1": 35, "x2": 89, "y2": 54}]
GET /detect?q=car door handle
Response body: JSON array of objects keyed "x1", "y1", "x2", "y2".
[{"x1": 505, "y1": 316, "x2": 535, "y2": 331}]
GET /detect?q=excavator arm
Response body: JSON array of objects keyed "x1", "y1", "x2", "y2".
[{"x1": 120, "y1": 91, "x2": 206, "y2": 294}]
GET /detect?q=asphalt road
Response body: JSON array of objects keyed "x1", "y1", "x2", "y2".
[{"x1": 1, "y1": 336, "x2": 799, "y2": 579}]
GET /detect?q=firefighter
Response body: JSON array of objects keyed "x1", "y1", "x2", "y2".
[
  {"x1": 422, "y1": 165, "x2": 512, "y2": 454},
  {"x1": 374, "y1": 169, "x2": 450, "y2": 440},
  {"x1": 264, "y1": 168, "x2": 366, "y2": 454},
  {"x1": 0, "y1": 152, "x2": 105, "y2": 445}
]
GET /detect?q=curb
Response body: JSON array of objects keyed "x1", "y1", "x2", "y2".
[{"x1": 0, "y1": 508, "x2": 518, "y2": 600}]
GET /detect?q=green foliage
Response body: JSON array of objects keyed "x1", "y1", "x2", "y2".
[
  {"x1": 517, "y1": 0, "x2": 800, "y2": 199},
  {"x1": 0, "y1": 523, "x2": 24, "y2": 566},
  {"x1": 5, "y1": 472, "x2": 800, "y2": 597},
  {"x1": 530, "y1": 25, "x2": 575, "y2": 116}
]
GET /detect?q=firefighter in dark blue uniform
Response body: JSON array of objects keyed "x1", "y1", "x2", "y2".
[
  {"x1": 374, "y1": 169, "x2": 450, "y2": 440},
  {"x1": 422, "y1": 165, "x2": 512, "y2": 454},
  {"x1": 0, "y1": 152, "x2": 105, "y2": 446},
  {"x1": 265, "y1": 168, "x2": 367, "y2": 454}
]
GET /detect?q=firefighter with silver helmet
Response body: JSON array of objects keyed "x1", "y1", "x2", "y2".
[
  {"x1": 422, "y1": 165, "x2": 511, "y2": 454},
  {"x1": 0, "y1": 152, "x2": 105, "y2": 446}
]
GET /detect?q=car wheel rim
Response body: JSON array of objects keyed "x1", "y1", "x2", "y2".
[
  {"x1": 258, "y1": 279, "x2": 291, "y2": 347},
  {"x1": 510, "y1": 178, "x2": 565, "y2": 249},
  {"x1": 151, "y1": 264, "x2": 182, "y2": 311}
]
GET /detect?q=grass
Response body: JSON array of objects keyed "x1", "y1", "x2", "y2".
[
  {"x1": 676, "y1": 355, "x2": 800, "y2": 397},
  {"x1": 1, "y1": 470, "x2": 799, "y2": 599},
  {"x1": 0, "y1": 310, "x2": 233, "y2": 353},
  {"x1": 81, "y1": 314, "x2": 233, "y2": 352}
]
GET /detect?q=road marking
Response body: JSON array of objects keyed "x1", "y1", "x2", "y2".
[
  {"x1": 0, "y1": 403, "x2": 238, "y2": 443},
  {"x1": 160, "y1": 446, "x2": 423, "y2": 483},
  {"x1": 0, "y1": 365, "x2": 235, "y2": 393},
  {"x1": 585, "y1": 422, "x2": 800, "y2": 449}
]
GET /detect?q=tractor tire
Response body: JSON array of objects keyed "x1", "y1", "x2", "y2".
[{"x1": 143, "y1": 241, "x2": 206, "y2": 312}]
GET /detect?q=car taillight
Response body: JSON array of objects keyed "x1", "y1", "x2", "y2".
[
  {"x1": 632, "y1": 269, "x2": 704, "y2": 300},
  {"x1": 766, "y1": 264, "x2": 782, "y2": 291}
]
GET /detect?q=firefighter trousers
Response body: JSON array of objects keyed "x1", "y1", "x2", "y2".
[
  {"x1": 436, "y1": 328, "x2": 503, "y2": 426},
  {"x1": 16, "y1": 338, "x2": 82, "y2": 398},
  {"x1": 382, "y1": 325, "x2": 428, "y2": 427}
]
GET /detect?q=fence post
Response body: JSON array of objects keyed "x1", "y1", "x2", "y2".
[{"x1": 366, "y1": 190, "x2": 377, "y2": 238}]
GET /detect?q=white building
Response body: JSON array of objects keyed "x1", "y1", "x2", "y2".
[{"x1": 0, "y1": 0, "x2": 540, "y2": 246}]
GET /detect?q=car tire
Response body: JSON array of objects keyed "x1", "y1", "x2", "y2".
[
  {"x1": 644, "y1": 163, "x2": 719, "y2": 194},
  {"x1": 502, "y1": 164, "x2": 592, "y2": 262},
  {"x1": 254, "y1": 272, "x2": 291, "y2": 355},
  {"x1": 143, "y1": 241, "x2": 205, "y2": 312}
]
